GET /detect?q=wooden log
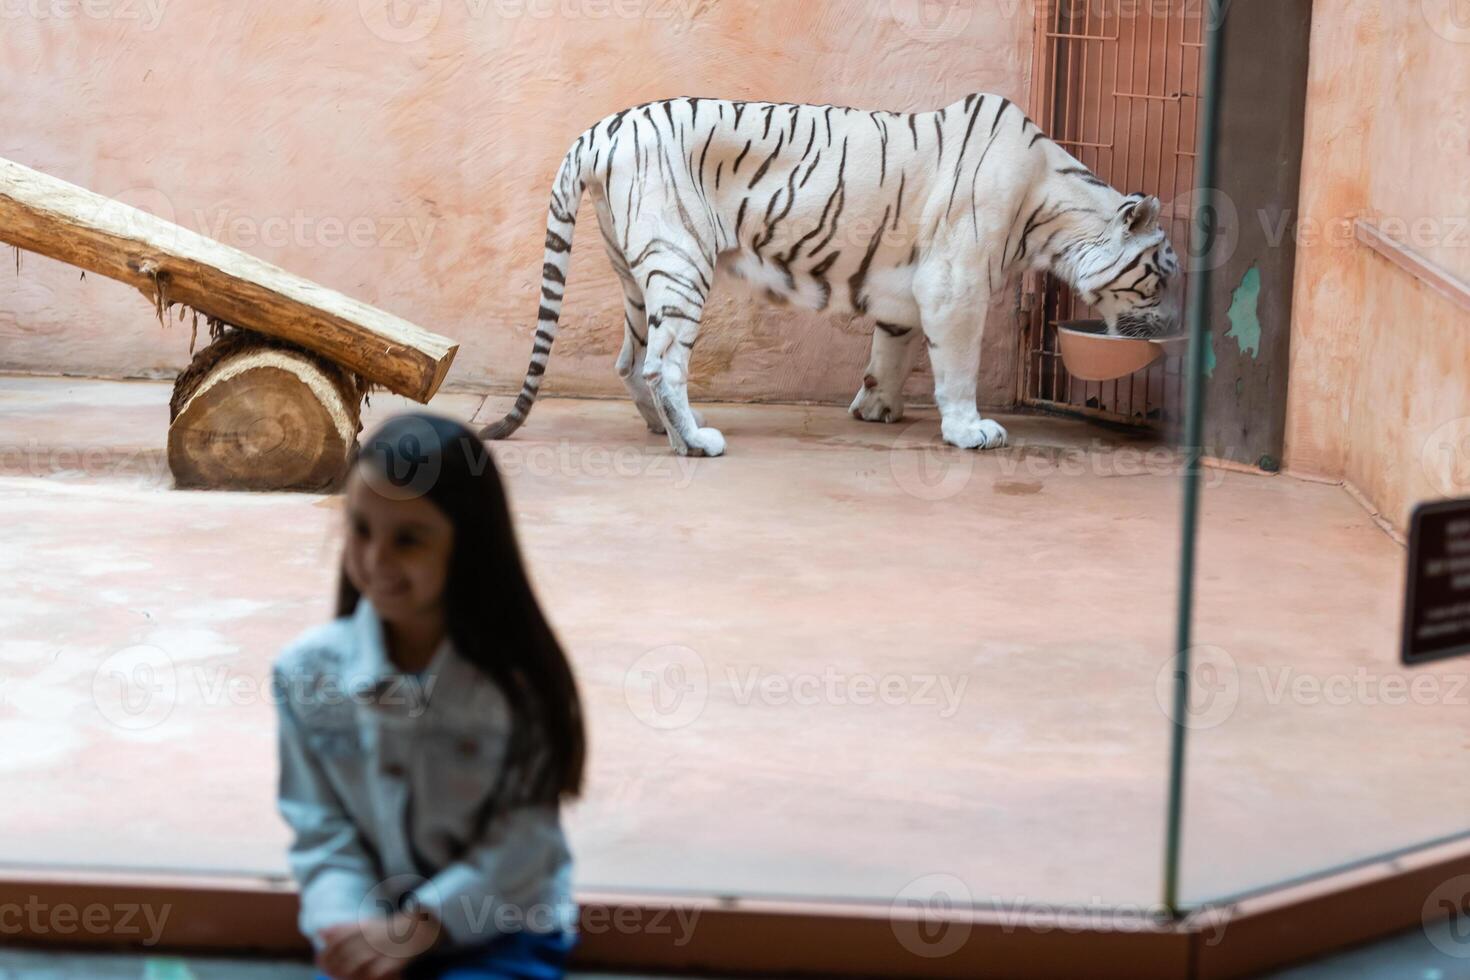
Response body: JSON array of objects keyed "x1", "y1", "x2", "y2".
[
  {"x1": 0, "y1": 156, "x2": 457, "y2": 403},
  {"x1": 168, "y1": 329, "x2": 363, "y2": 492}
]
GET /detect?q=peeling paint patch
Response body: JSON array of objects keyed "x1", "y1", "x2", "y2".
[
  {"x1": 1204, "y1": 331, "x2": 1217, "y2": 378},
  {"x1": 143, "y1": 959, "x2": 196, "y2": 980},
  {"x1": 1227, "y1": 265, "x2": 1263, "y2": 358}
]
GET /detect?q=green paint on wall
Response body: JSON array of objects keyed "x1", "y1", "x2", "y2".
[
  {"x1": 143, "y1": 959, "x2": 196, "y2": 980},
  {"x1": 1235, "y1": 378, "x2": 1244, "y2": 397},
  {"x1": 1226, "y1": 265, "x2": 1262, "y2": 359},
  {"x1": 1204, "y1": 331, "x2": 1216, "y2": 378}
]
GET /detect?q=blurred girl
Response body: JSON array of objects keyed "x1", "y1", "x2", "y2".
[{"x1": 275, "y1": 414, "x2": 585, "y2": 980}]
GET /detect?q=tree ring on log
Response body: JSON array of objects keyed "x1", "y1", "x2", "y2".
[{"x1": 168, "y1": 327, "x2": 366, "y2": 492}]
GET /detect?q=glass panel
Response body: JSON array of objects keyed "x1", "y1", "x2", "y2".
[
  {"x1": 2, "y1": 0, "x2": 1209, "y2": 926},
  {"x1": 1176, "y1": 1, "x2": 1470, "y2": 906}
]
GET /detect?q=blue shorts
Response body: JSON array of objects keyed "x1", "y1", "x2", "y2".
[{"x1": 318, "y1": 930, "x2": 576, "y2": 980}]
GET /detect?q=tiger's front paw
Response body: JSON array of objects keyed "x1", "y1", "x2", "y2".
[
  {"x1": 849, "y1": 381, "x2": 905, "y2": 424},
  {"x1": 941, "y1": 417, "x2": 1008, "y2": 451}
]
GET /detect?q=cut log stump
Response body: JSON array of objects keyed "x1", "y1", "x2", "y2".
[{"x1": 168, "y1": 329, "x2": 365, "y2": 492}]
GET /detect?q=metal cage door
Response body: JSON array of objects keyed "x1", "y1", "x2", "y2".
[{"x1": 1022, "y1": 0, "x2": 1204, "y2": 426}]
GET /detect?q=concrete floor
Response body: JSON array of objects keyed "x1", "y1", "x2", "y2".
[{"x1": 1, "y1": 373, "x2": 1466, "y2": 915}]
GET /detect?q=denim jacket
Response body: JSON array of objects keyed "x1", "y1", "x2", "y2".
[{"x1": 274, "y1": 599, "x2": 575, "y2": 949}]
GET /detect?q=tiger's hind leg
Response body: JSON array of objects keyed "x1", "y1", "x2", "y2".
[
  {"x1": 849, "y1": 322, "x2": 919, "y2": 424},
  {"x1": 613, "y1": 285, "x2": 667, "y2": 434},
  {"x1": 640, "y1": 267, "x2": 723, "y2": 457},
  {"x1": 597, "y1": 194, "x2": 670, "y2": 435},
  {"x1": 617, "y1": 299, "x2": 705, "y2": 434}
]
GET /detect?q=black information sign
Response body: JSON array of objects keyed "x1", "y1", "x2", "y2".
[{"x1": 1403, "y1": 498, "x2": 1470, "y2": 665}]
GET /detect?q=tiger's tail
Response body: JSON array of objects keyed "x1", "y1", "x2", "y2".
[{"x1": 480, "y1": 145, "x2": 587, "y2": 441}]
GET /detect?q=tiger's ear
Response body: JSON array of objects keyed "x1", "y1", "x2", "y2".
[{"x1": 1123, "y1": 195, "x2": 1162, "y2": 236}]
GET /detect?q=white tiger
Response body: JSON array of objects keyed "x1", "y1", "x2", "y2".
[{"x1": 482, "y1": 93, "x2": 1181, "y2": 457}]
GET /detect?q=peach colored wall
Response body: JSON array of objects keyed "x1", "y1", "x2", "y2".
[
  {"x1": 0, "y1": 2, "x2": 1032, "y2": 409},
  {"x1": 1284, "y1": 0, "x2": 1470, "y2": 530}
]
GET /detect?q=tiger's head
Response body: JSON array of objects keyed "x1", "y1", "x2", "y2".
[{"x1": 1079, "y1": 194, "x2": 1181, "y2": 339}]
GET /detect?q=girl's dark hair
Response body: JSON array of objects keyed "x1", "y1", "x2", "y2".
[{"x1": 337, "y1": 412, "x2": 585, "y2": 805}]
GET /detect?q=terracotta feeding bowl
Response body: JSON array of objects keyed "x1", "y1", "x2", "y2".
[{"x1": 1056, "y1": 319, "x2": 1187, "y2": 382}]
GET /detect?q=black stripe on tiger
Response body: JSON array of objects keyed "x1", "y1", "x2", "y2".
[
  {"x1": 748, "y1": 131, "x2": 786, "y2": 188},
  {"x1": 991, "y1": 98, "x2": 1012, "y2": 136},
  {"x1": 945, "y1": 94, "x2": 986, "y2": 219},
  {"x1": 800, "y1": 139, "x2": 850, "y2": 260},
  {"x1": 1096, "y1": 252, "x2": 1145, "y2": 292},
  {"x1": 732, "y1": 139, "x2": 753, "y2": 174},
  {"x1": 847, "y1": 204, "x2": 892, "y2": 315},
  {"x1": 810, "y1": 249, "x2": 842, "y2": 311},
  {"x1": 1058, "y1": 166, "x2": 1109, "y2": 188}
]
